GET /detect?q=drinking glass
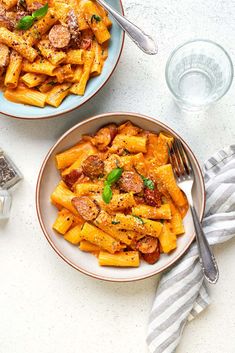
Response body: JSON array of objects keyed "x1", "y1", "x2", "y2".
[{"x1": 165, "y1": 39, "x2": 233, "y2": 111}]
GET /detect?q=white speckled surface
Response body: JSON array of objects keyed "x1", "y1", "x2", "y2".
[{"x1": 0, "y1": 1, "x2": 235, "y2": 352}]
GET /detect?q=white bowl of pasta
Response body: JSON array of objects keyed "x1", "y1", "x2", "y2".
[
  {"x1": 0, "y1": 0, "x2": 124, "y2": 119},
  {"x1": 36, "y1": 112, "x2": 206, "y2": 281}
]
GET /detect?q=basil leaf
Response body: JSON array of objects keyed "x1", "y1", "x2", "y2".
[
  {"x1": 102, "y1": 184, "x2": 112, "y2": 204},
  {"x1": 32, "y1": 3, "x2": 48, "y2": 19},
  {"x1": 141, "y1": 175, "x2": 155, "y2": 190},
  {"x1": 106, "y1": 168, "x2": 123, "y2": 185},
  {"x1": 17, "y1": 15, "x2": 34, "y2": 30},
  {"x1": 111, "y1": 221, "x2": 120, "y2": 225},
  {"x1": 91, "y1": 14, "x2": 101, "y2": 22},
  {"x1": 133, "y1": 215, "x2": 145, "y2": 225}
]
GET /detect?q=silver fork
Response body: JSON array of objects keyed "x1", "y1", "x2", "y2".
[
  {"x1": 96, "y1": 0, "x2": 157, "y2": 55},
  {"x1": 168, "y1": 139, "x2": 219, "y2": 284}
]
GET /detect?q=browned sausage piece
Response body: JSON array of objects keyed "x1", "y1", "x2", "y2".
[
  {"x1": 72, "y1": 196, "x2": 99, "y2": 221},
  {"x1": 67, "y1": 9, "x2": 81, "y2": 47},
  {"x1": 82, "y1": 155, "x2": 104, "y2": 179},
  {"x1": 119, "y1": 171, "x2": 144, "y2": 193},
  {"x1": 63, "y1": 169, "x2": 83, "y2": 188},
  {"x1": 136, "y1": 236, "x2": 158, "y2": 254},
  {"x1": 92, "y1": 124, "x2": 118, "y2": 151},
  {"x1": 144, "y1": 186, "x2": 162, "y2": 207},
  {"x1": 142, "y1": 246, "x2": 160, "y2": 264},
  {"x1": 49, "y1": 25, "x2": 71, "y2": 49}
]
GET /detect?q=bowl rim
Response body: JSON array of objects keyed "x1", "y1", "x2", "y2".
[
  {"x1": 0, "y1": 1, "x2": 125, "y2": 121},
  {"x1": 36, "y1": 112, "x2": 206, "y2": 282}
]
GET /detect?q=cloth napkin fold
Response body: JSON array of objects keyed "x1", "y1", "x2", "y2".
[{"x1": 147, "y1": 145, "x2": 235, "y2": 353}]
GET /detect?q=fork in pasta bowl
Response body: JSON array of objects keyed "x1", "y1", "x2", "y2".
[
  {"x1": 167, "y1": 139, "x2": 219, "y2": 284},
  {"x1": 36, "y1": 112, "x2": 206, "y2": 282}
]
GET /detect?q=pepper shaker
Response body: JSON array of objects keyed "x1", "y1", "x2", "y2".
[
  {"x1": 0, "y1": 148, "x2": 23, "y2": 189},
  {"x1": 0, "y1": 148, "x2": 23, "y2": 220}
]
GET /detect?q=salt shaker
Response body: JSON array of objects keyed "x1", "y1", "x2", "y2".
[{"x1": 0, "y1": 189, "x2": 12, "y2": 220}]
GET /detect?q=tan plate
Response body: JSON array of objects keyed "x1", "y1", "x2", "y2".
[{"x1": 36, "y1": 112, "x2": 206, "y2": 282}]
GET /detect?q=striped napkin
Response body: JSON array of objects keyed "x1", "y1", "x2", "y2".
[{"x1": 147, "y1": 145, "x2": 235, "y2": 353}]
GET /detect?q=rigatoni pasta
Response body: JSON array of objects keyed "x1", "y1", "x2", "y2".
[
  {"x1": 50, "y1": 121, "x2": 189, "y2": 268},
  {"x1": 0, "y1": 0, "x2": 112, "y2": 107}
]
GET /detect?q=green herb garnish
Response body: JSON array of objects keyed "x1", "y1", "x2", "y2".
[
  {"x1": 91, "y1": 14, "x2": 101, "y2": 22},
  {"x1": 112, "y1": 221, "x2": 120, "y2": 225},
  {"x1": 133, "y1": 215, "x2": 145, "y2": 225},
  {"x1": 17, "y1": 3, "x2": 48, "y2": 30},
  {"x1": 141, "y1": 175, "x2": 155, "y2": 190},
  {"x1": 102, "y1": 168, "x2": 123, "y2": 204},
  {"x1": 106, "y1": 168, "x2": 123, "y2": 184},
  {"x1": 102, "y1": 183, "x2": 112, "y2": 204}
]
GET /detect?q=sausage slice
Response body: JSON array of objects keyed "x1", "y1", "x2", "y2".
[
  {"x1": 49, "y1": 25, "x2": 71, "y2": 49},
  {"x1": 136, "y1": 236, "x2": 158, "y2": 254},
  {"x1": 144, "y1": 186, "x2": 162, "y2": 207},
  {"x1": 72, "y1": 196, "x2": 99, "y2": 221},
  {"x1": 119, "y1": 171, "x2": 143, "y2": 193},
  {"x1": 63, "y1": 169, "x2": 83, "y2": 188},
  {"x1": 142, "y1": 247, "x2": 160, "y2": 264},
  {"x1": 82, "y1": 155, "x2": 104, "y2": 179}
]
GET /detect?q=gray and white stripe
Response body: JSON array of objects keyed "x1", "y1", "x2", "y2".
[{"x1": 147, "y1": 145, "x2": 235, "y2": 353}]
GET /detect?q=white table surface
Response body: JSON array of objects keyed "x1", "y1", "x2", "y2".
[{"x1": 1, "y1": 1, "x2": 235, "y2": 352}]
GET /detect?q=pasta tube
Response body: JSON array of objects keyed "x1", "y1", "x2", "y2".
[
  {"x1": 94, "y1": 193, "x2": 136, "y2": 212},
  {"x1": 37, "y1": 39, "x2": 66, "y2": 66},
  {"x1": 68, "y1": 65, "x2": 83, "y2": 83},
  {"x1": 4, "y1": 51, "x2": 22, "y2": 88},
  {"x1": 111, "y1": 134, "x2": 147, "y2": 153},
  {"x1": 82, "y1": 1, "x2": 111, "y2": 44},
  {"x1": 53, "y1": 208, "x2": 75, "y2": 234},
  {"x1": 22, "y1": 59, "x2": 56, "y2": 76},
  {"x1": 96, "y1": 3, "x2": 112, "y2": 28},
  {"x1": 56, "y1": 141, "x2": 96, "y2": 170},
  {"x1": 46, "y1": 83, "x2": 72, "y2": 107},
  {"x1": 114, "y1": 213, "x2": 163, "y2": 238},
  {"x1": 54, "y1": 64, "x2": 73, "y2": 83},
  {"x1": 158, "y1": 222, "x2": 177, "y2": 253},
  {"x1": 79, "y1": 240, "x2": 100, "y2": 252},
  {"x1": 50, "y1": 181, "x2": 78, "y2": 215},
  {"x1": 23, "y1": 8, "x2": 58, "y2": 46},
  {"x1": 70, "y1": 51, "x2": 95, "y2": 95},
  {"x1": 154, "y1": 164, "x2": 187, "y2": 207},
  {"x1": 94, "y1": 211, "x2": 136, "y2": 245},
  {"x1": 64, "y1": 224, "x2": 83, "y2": 244},
  {"x1": 98, "y1": 251, "x2": 140, "y2": 267},
  {"x1": 91, "y1": 40, "x2": 103, "y2": 76},
  {"x1": 80, "y1": 222, "x2": 123, "y2": 254},
  {"x1": 132, "y1": 204, "x2": 172, "y2": 220},
  {"x1": 21, "y1": 73, "x2": 46, "y2": 88},
  {"x1": 38, "y1": 77, "x2": 58, "y2": 93},
  {"x1": 0, "y1": 27, "x2": 37, "y2": 62},
  {"x1": 4, "y1": 87, "x2": 47, "y2": 107},
  {"x1": 65, "y1": 49, "x2": 84, "y2": 65},
  {"x1": 74, "y1": 183, "x2": 103, "y2": 197}
]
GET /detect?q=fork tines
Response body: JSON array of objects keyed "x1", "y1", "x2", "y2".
[{"x1": 167, "y1": 139, "x2": 193, "y2": 179}]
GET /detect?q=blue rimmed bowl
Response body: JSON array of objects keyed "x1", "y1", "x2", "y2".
[{"x1": 0, "y1": 0, "x2": 124, "y2": 120}]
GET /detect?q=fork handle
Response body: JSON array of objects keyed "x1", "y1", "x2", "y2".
[
  {"x1": 191, "y1": 206, "x2": 219, "y2": 284},
  {"x1": 96, "y1": 0, "x2": 157, "y2": 55}
]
